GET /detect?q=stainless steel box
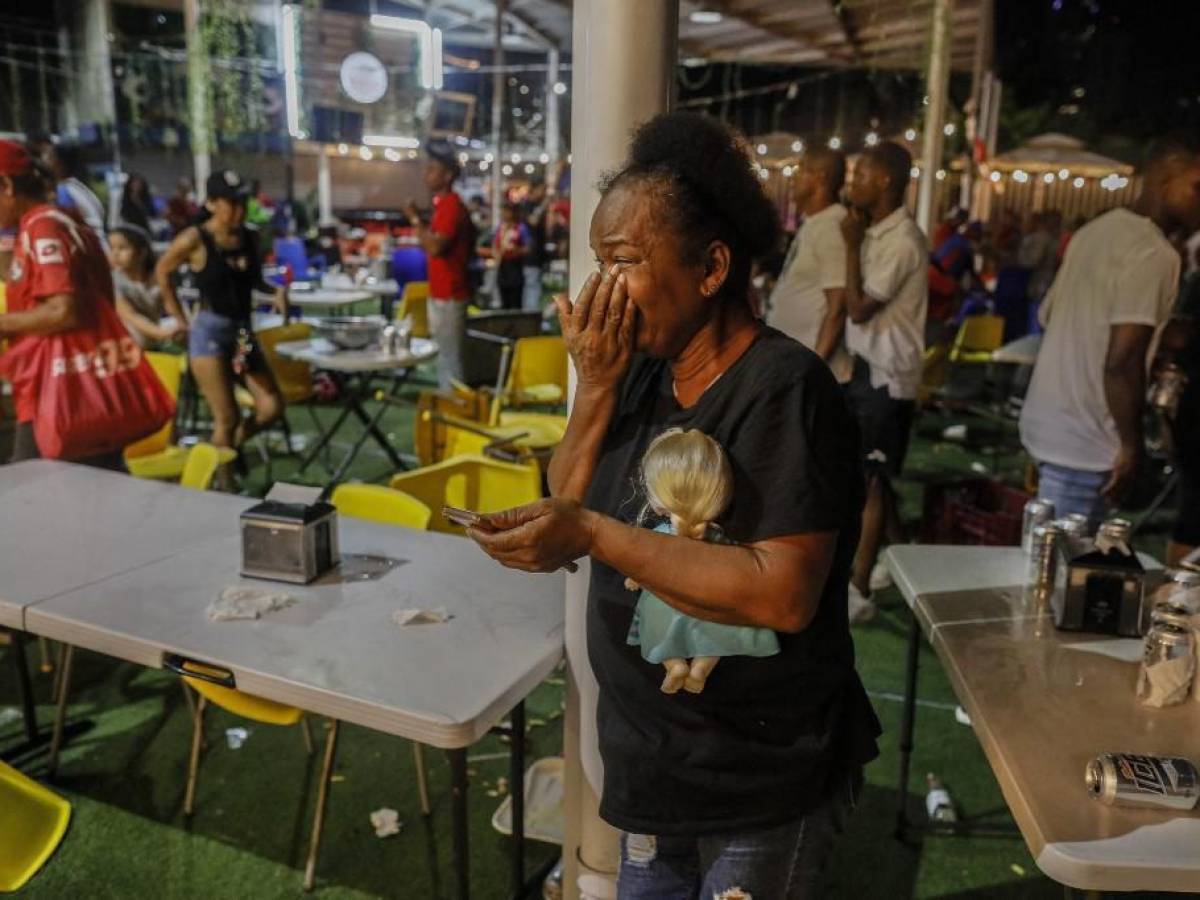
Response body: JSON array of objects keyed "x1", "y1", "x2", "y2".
[
  {"x1": 1053, "y1": 546, "x2": 1146, "y2": 637},
  {"x1": 240, "y1": 500, "x2": 339, "y2": 584}
]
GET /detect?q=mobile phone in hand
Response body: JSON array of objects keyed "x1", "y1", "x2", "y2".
[
  {"x1": 442, "y1": 506, "x2": 483, "y2": 528},
  {"x1": 448, "y1": 505, "x2": 580, "y2": 574}
]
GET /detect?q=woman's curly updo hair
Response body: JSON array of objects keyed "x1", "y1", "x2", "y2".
[{"x1": 599, "y1": 112, "x2": 780, "y2": 301}]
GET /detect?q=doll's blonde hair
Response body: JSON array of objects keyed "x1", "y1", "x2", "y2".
[{"x1": 640, "y1": 428, "x2": 732, "y2": 540}]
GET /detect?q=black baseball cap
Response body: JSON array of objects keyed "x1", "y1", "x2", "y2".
[{"x1": 206, "y1": 168, "x2": 251, "y2": 201}]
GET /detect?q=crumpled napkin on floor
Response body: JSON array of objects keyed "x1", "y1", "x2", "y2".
[
  {"x1": 369, "y1": 807, "x2": 402, "y2": 838},
  {"x1": 391, "y1": 607, "x2": 452, "y2": 626},
  {"x1": 208, "y1": 586, "x2": 296, "y2": 621}
]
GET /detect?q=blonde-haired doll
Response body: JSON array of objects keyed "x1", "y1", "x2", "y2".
[{"x1": 625, "y1": 428, "x2": 780, "y2": 693}]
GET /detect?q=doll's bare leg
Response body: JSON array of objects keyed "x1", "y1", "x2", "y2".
[
  {"x1": 624, "y1": 577, "x2": 640, "y2": 591},
  {"x1": 684, "y1": 656, "x2": 719, "y2": 694},
  {"x1": 661, "y1": 658, "x2": 690, "y2": 694}
]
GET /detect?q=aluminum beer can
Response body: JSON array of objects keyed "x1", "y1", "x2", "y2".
[
  {"x1": 1086, "y1": 752, "x2": 1200, "y2": 810},
  {"x1": 1137, "y1": 622, "x2": 1195, "y2": 707},
  {"x1": 1150, "y1": 602, "x2": 1194, "y2": 631},
  {"x1": 1028, "y1": 523, "x2": 1063, "y2": 589},
  {"x1": 1022, "y1": 498, "x2": 1055, "y2": 554}
]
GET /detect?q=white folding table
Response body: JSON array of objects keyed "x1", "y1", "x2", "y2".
[
  {"x1": 883, "y1": 544, "x2": 1197, "y2": 894},
  {"x1": 3, "y1": 461, "x2": 563, "y2": 898}
]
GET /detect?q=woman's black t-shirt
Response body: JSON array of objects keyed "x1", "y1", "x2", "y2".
[
  {"x1": 584, "y1": 326, "x2": 881, "y2": 835},
  {"x1": 194, "y1": 225, "x2": 262, "y2": 322}
]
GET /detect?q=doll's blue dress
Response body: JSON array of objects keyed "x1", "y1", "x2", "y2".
[{"x1": 626, "y1": 521, "x2": 780, "y2": 663}]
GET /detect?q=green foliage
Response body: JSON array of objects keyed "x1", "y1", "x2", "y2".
[{"x1": 199, "y1": 0, "x2": 266, "y2": 140}]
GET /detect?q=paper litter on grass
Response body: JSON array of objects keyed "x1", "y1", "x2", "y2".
[
  {"x1": 225, "y1": 727, "x2": 250, "y2": 749},
  {"x1": 391, "y1": 607, "x2": 452, "y2": 626},
  {"x1": 369, "y1": 807, "x2": 402, "y2": 838},
  {"x1": 208, "y1": 586, "x2": 296, "y2": 621}
]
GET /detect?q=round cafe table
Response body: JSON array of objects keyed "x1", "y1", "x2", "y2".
[{"x1": 274, "y1": 336, "x2": 437, "y2": 485}]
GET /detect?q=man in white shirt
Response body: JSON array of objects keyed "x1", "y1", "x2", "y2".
[
  {"x1": 1020, "y1": 138, "x2": 1200, "y2": 526},
  {"x1": 768, "y1": 147, "x2": 852, "y2": 381},
  {"x1": 840, "y1": 142, "x2": 928, "y2": 622},
  {"x1": 33, "y1": 140, "x2": 107, "y2": 241}
]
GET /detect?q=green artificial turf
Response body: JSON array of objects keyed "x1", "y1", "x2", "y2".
[{"x1": 0, "y1": 378, "x2": 1189, "y2": 899}]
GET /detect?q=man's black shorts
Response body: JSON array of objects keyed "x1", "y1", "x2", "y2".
[{"x1": 842, "y1": 357, "x2": 916, "y2": 477}]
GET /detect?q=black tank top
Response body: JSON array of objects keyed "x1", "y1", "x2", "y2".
[{"x1": 194, "y1": 225, "x2": 261, "y2": 321}]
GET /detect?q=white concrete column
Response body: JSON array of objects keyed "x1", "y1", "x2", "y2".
[
  {"x1": 317, "y1": 148, "x2": 334, "y2": 225},
  {"x1": 184, "y1": 0, "x2": 212, "y2": 200},
  {"x1": 545, "y1": 48, "x2": 561, "y2": 167},
  {"x1": 562, "y1": 3, "x2": 679, "y2": 897},
  {"x1": 916, "y1": 0, "x2": 954, "y2": 236}
]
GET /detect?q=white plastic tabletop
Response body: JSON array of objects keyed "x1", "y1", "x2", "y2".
[
  {"x1": 884, "y1": 542, "x2": 1193, "y2": 892},
  {"x1": 883, "y1": 544, "x2": 1029, "y2": 610},
  {"x1": 0, "y1": 461, "x2": 255, "y2": 629},
  {"x1": 274, "y1": 336, "x2": 437, "y2": 373},
  {"x1": 24, "y1": 515, "x2": 564, "y2": 748},
  {"x1": 884, "y1": 544, "x2": 1160, "y2": 618},
  {"x1": 319, "y1": 276, "x2": 400, "y2": 296},
  {"x1": 991, "y1": 333, "x2": 1042, "y2": 365},
  {"x1": 286, "y1": 288, "x2": 375, "y2": 308}
]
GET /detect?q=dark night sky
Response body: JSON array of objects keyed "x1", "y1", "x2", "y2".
[{"x1": 995, "y1": 0, "x2": 1200, "y2": 157}]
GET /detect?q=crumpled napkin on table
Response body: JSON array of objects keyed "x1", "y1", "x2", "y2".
[
  {"x1": 208, "y1": 586, "x2": 296, "y2": 621},
  {"x1": 391, "y1": 607, "x2": 452, "y2": 626}
]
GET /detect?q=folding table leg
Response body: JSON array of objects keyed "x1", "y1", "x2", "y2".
[
  {"x1": 304, "y1": 719, "x2": 340, "y2": 891},
  {"x1": 184, "y1": 693, "x2": 207, "y2": 816},
  {"x1": 448, "y1": 747, "x2": 470, "y2": 900},
  {"x1": 412, "y1": 742, "x2": 431, "y2": 816},
  {"x1": 895, "y1": 613, "x2": 921, "y2": 841},
  {"x1": 10, "y1": 630, "x2": 39, "y2": 743},
  {"x1": 47, "y1": 644, "x2": 75, "y2": 777},
  {"x1": 510, "y1": 701, "x2": 526, "y2": 898}
]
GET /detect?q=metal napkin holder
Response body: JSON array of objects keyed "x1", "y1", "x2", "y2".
[
  {"x1": 240, "y1": 500, "x2": 340, "y2": 584},
  {"x1": 1053, "y1": 538, "x2": 1146, "y2": 637}
]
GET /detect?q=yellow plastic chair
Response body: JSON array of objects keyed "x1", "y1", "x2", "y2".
[
  {"x1": 917, "y1": 343, "x2": 950, "y2": 407},
  {"x1": 948, "y1": 314, "x2": 1005, "y2": 364},
  {"x1": 179, "y1": 443, "x2": 221, "y2": 491},
  {"x1": 329, "y1": 481, "x2": 434, "y2": 815},
  {"x1": 125, "y1": 354, "x2": 237, "y2": 479},
  {"x1": 389, "y1": 454, "x2": 543, "y2": 534},
  {"x1": 176, "y1": 660, "x2": 334, "y2": 891},
  {"x1": 124, "y1": 351, "x2": 185, "y2": 464},
  {"x1": 412, "y1": 390, "x2": 566, "y2": 470},
  {"x1": 0, "y1": 760, "x2": 71, "y2": 892},
  {"x1": 331, "y1": 483, "x2": 432, "y2": 530},
  {"x1": 503, "y1": 335, "x2": 567, "y2": 407},
  {"x1": 257, "y1": 322, "x2": 316, "y2": 405},
  {"x1": 395, "y1": 280, "x2": 430, "y2": 339}
]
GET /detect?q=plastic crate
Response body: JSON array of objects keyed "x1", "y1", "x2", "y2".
[{"x1": 920, "y1": 478, "x2": 1030, "y2": 546}]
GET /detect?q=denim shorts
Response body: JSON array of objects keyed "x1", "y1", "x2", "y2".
[
  {"x1": 1036, "y1": 462, "x2": 1111, "y2": 532},
  {"x1": 617, "y1": 767, "x2": 862, "y2": 899},
  {"x1": 188, "y1": 309, "x2": 264, "y2": 371}
]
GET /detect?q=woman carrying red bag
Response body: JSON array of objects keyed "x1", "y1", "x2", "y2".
[{"x1": 0, "y1": 141, "x2": 172, "y2": 468}]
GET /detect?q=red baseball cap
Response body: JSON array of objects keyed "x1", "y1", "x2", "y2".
[{"x1": 0, "y1": 141, "x2": 33, "y2": 177}]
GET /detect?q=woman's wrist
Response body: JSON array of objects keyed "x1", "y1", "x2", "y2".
[{"x1": 579, "y1": 507, "x2": 606, "y2": 559}]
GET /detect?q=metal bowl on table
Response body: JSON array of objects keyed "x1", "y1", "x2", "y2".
[{"x1": 313, "y1": 316, "x2": 386, "y2": 350}]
